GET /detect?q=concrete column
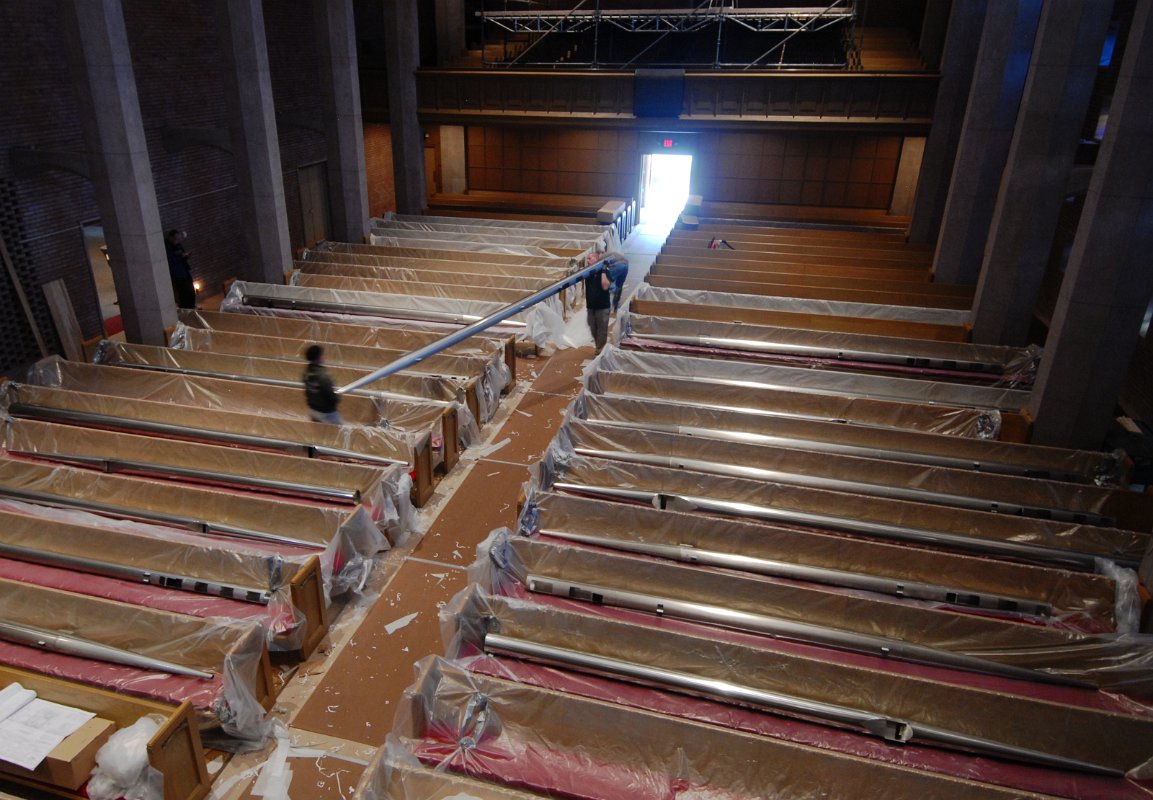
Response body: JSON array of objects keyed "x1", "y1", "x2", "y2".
[
  {"x1": 970, "y1": 1, "x2": 1113, "y2": 346},
  {"x1": 382, "y1": 0, "x2": 427, "y2": 214},
  {"x1": 217, "y1": 0, "x2": 293, "y2": 282},
  {"x1": 314, "y1": 0, "x2": 370, "y2": 243},
  {"x1": 930, "y1": 0, "x2": 1041, "y2": 283},
  {"x1": 907, "y1": 0, "x2": 987, "y2": 245},
  {"x1": 435, "y1": 0, "x2": 466, "y2": 67},
  {"x1": 918, "y1": 0, "x2": 952, "y2": 72},
  {"x1": 61, "y1": 0, "x2": 174, "y2": 345},
  {"x1": 1028, "y1": 0, "x2": 1153, "y2": 449}
]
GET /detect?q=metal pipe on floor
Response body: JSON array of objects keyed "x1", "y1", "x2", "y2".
[
  {"x1": 0, "y1": 619, "x2": 215, "y2": 680},
  {"x1": 483, "y1": 633, "x2": 1121, "y2": 776},
  {"x1": 569, "y1": 445, "x2": 1114, "y2": 526},
  {"x1": 524, "y1": 575, "x2": 1093, "y2": 688},
  {"x1": 7, "y1": 403, "x2": 407, "y2": 467},
  {"x1": 628, "y1": 332, "x2": 1007, "y2": 374},
  {"x1": 10, "y1": 449, "x2": 361, "y2": 505},
  {"x1": 338, "y1": 261, "x2": 602, "y2": 394},
  {"x1": 551, "y1": 482, "x2": 1134, "y2": 570},
  {"x1": 0, "y1": 485, "x2": 319, "y2": 550},
  {"x1": 538, "y1": 529, "x2": 1052, "y2": 617},
  {"x1": 0, "y1": 541, "x2": 275, "y2": 604},
  {"x1": 585, "y1": 417, "x2": 1097, "y2": 482}
]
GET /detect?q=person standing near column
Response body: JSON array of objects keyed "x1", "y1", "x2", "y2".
[{"x1": 164, "y1": 229, "x2": 197, "y2": 309}]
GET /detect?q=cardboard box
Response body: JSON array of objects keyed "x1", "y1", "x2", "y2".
[{"x1": 0, "y1": 716, "x2": 115, "y2": 790}]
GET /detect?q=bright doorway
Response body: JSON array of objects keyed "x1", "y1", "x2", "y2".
[{"x1": 639, "y1": 153, "x2": 693, "y2": 225}]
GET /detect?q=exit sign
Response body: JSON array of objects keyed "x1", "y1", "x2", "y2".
[{"x1": 662, "y1": 139, "x2": 674, "y2": 148}]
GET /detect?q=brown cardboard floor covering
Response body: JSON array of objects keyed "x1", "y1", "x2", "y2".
[{"x1": 292, "y1": 559, "x2": 469, "y2": 743}]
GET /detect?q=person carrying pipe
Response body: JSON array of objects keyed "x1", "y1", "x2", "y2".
[
  {"x1": 584, "y1": 249, "x2": 628, "y2": 355},
  {"x1": 303, "y1": 344, "x2": 343, "y2": 424}
]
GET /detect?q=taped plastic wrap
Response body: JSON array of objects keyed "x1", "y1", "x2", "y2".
[
  {"x1": 482, "y1": 526, "x2": 1153, "y2": 695},
  {"x1": 587, "y1": 367, "x2": 1004, "y2": 439},
  {"x1": 355, "y1": 735, "x2": 547, "y2": 800},
  {"x1": 100, "y1": 337, "x2": 467, "y2": 412},
  {"x1": 576, "y1": 391, "x2": 1128, "y2": 486},
  {"x1": 4, "y1": 415, "x2": 398, "y2": 524},
  {"x1": 634, "y1": 283, "x2": 972, "y2": 325},
  {"x1": 541, "y1": 452, "x2": 1150, "y2": 572},
  {"x1": 302, "y1": 248, "x2": 570, "y2": 279},
  {"x1": 623, "y1": 313, "x2": 1041, "y2": 387},
  {"x1": 389, "y1": 210, "x2": 615, "y2": 239},
  {"x1": 557, "y1": 418, "x2": 1153, "y2": 533},
  {"x1": 521, "y1": 489, "x2": 1120, "y2": 631},
  {"x1": 294, "y1": 272, "x2": 555, "y2": 311},
  {"x1": 298, "y1": 259, "x2": 560, "y2": 293},
  {"x1": 178, "y1": 308, "x2": 514, "y2": 363},
  {"x1": 597, "y1": 346, "x2": 1031, "y2": 412},
  {"x1": 367, "y1": 233, "x2": 557, "y2": 257},
  {"x1": 0, "y1": 579, "x2": 270, "y2": 741},
  {"x1": 314, "y1": 241, "x2": 574, "y2": 272},
  {"x1": 438, "y1": 586, "x2": 1153, "y2": 789},
  {"x1": 367, "y1": 225, "x2": 595, "y2": 254},
  {"x1": 390, "y1": 656, "x2": 1062, "y2": 800},
  {"x1": 2, "y1": 380, "x2": 415, "y2": 468},
  {"x1": 87, "y1": 714, "x2": 166, "y2": 800},
  {"x1": 220, "y1": 281, "x2": 528, "y2": 333}
]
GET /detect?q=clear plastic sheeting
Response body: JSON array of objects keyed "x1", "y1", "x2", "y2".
[
  {"x1": 521, "y1": 490, "x2": 1120, "y2": 630},
  {"x1": 537, "y1": 451, "x2": 1152, "y2": 574},
  {"x1": 0, "y1": 578, "x2": 270, "y2": 742},
  {"x1": 576, "y1": 392, "x2": 1129, "y2": 486},
  {"x1": 389, "y1": 655, "x2": 1056, "y2": 800},
  {"x1": 293, "y1": 272, "x2": 555, "y2": 311},
  {"x1": 2, "y1": 415, "x2": 412, "y2": 554},
  {"x1": 221, "y1": 281, "x2": 564, "y2": 347},
  {"x1": 302, "y1": 249, "x2": 571, "y2": 279},
  {"x1": 297, "y1": 260, "x2": 561, "y2": 293},
  {"x1": 623, "y1": 313, "x2": 1041, "y2": 387},
  {"x1": 439, "y1": 586, "x2": 1153, "y2": 787},
  {"x1": 367, "y1": 224, "x2": 595, "y2": 255},
  {"x1": 367, "y1": 233, "x2": 559, "y2": 258},
  {"x1": 556, "y1": 418, "x2": 1153, "y2": 533},
  {"x1": 179, "y1": 308, "x2": 514, "y2": 363},
  {"x1": 92, "y1": 341, "x2": 479, "y2": 453},
  {"x1": 475, "y1": 528, "x2": 1153, "y2": 696},
  {"x1": 388, "y1": 211, "x2": 620, "y2": 250},
  {"x1": 356, "y1": 736, "x2": 549, "y2": 800},
  {"x1": 26, "y1": 358, "x2": 443, "y2": 456},
  {"x1": 2, "y1": 379, "x2": 416, "y2": 471},
  {"x1": 635, "y1": 283, "x2": 972, "y2": 326},
  {"x1": 171, "y1": 323, "x2": 508, "y2": 425},
  {"x1": 587, "y1": 366, "x2": 1005, "y2": 439},
  {"x1": 314, "y1": 242, "x2": 575, "y2": 272},
  {"x1": 371, "y1": 217, "x2": 609, "y2": 249},
  {"x1": 596, "y1": 346, "x2": 1031, "y2": 412}
]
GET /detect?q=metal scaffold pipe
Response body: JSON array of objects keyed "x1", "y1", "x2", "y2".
[{"x1": 337, "y1": 262, "x2": 602, "y2": 395}]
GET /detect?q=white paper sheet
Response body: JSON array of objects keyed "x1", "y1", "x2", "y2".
[{"x1": 0, "y1": 682, "x2": 96, "y2": 771}]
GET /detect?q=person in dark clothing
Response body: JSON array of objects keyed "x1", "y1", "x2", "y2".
[
  {"x1": 165, "y1": 229, "x2": 197, "y2": 309},
  {"x1": 583, "y1": 250, "x2": 628, "y2": 355},
  {"x1": 303, "y1": 344, "x2": 343, "y2": 424}
]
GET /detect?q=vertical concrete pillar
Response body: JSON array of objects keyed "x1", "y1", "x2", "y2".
[
  {"x1": 889, "y1": 137, "x2": 925, "y2": 217},
  {"x1": 907, "y1": 0, "x2": 987, "y2": 245},
  {"x1": 930, "y1": 0, "x2": 1041, "y2": 283},
  {"x1": 1028, "y1": 0, "x2": 1153, "y2": 449},
  {"x1": 382, "y1": 0, "x2": 427, "y2": 214},
  {"x1": 217, "y1": 0, "x2": 293, "y2": 282},
  {"x1": 61, "y1": 0, "x2": 174, "y2": 345},
  {"x1": 970, "y1": 1, "x2": 1113, "y2": 346},
  {"x1": 435, "y1": 0, "x2": 466, "y2": 67},
  {"x1": 918, "y1": 0, "x2": 952, "y2": 72},
  {"x1": 314, "y1": 0, "x2": 370, "y2": 243}
]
